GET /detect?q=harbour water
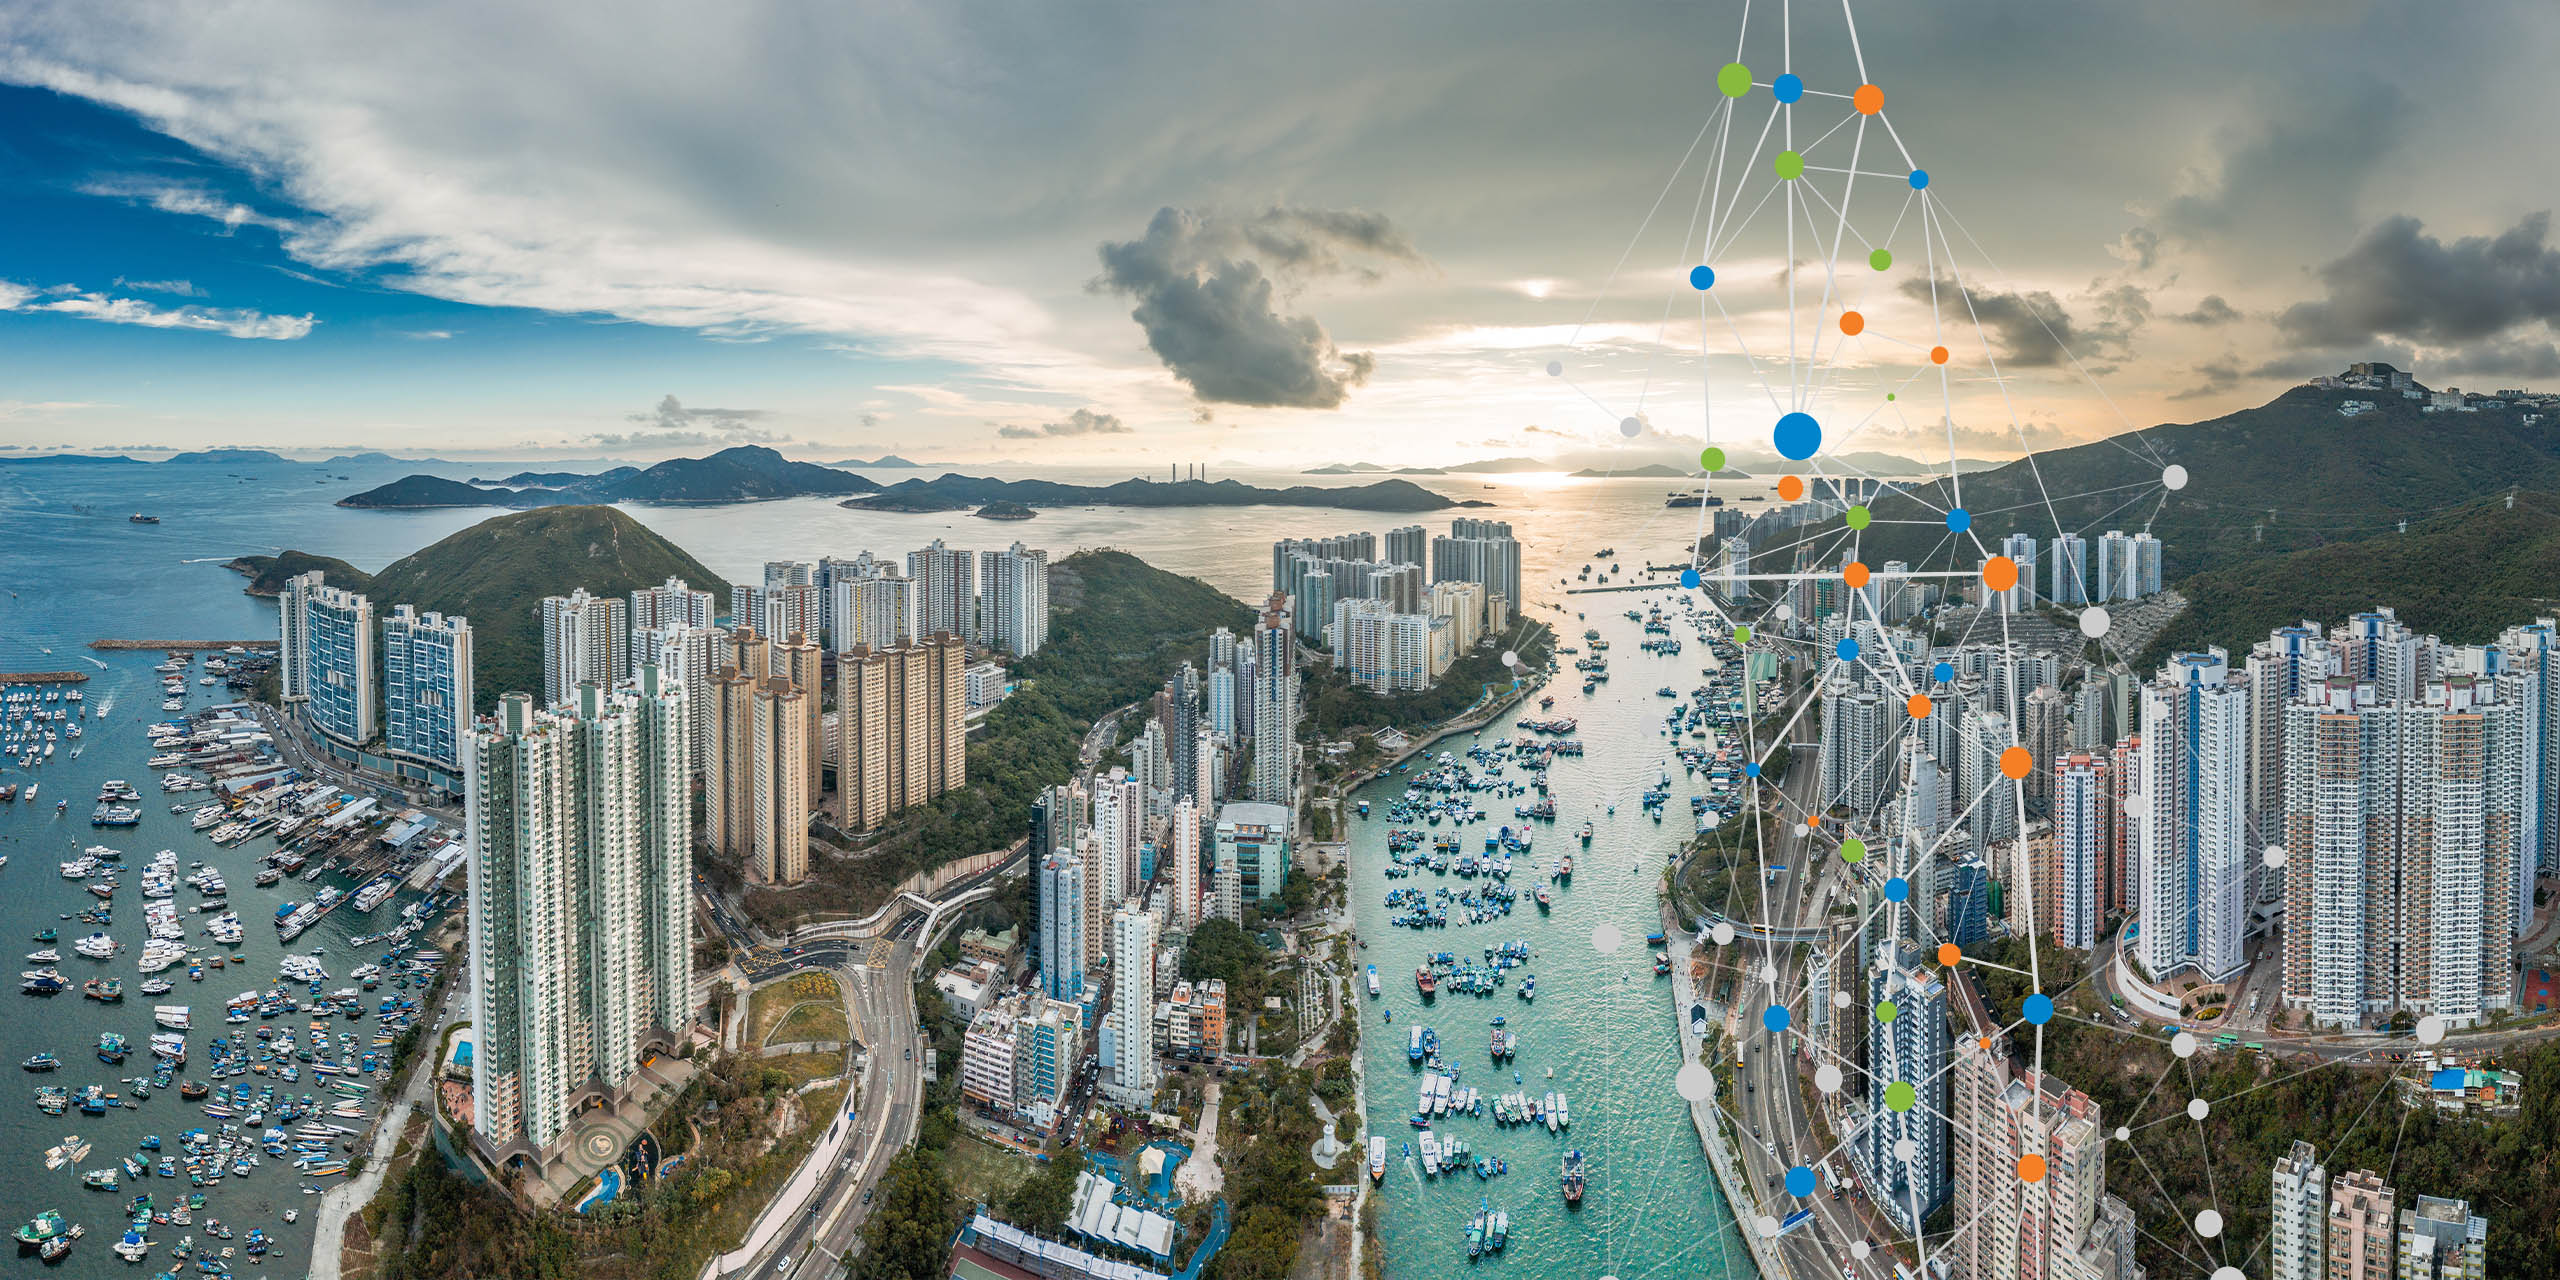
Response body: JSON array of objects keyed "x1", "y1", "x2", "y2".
[{"x1": 0, "y1": 454, "x2": 1785, "y2": 1278}]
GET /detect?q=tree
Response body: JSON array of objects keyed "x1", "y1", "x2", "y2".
[
  {"x1": 1000, "y1": 1145, "x2": 1085, "y2": 1235},
  {"x1": 855, "y1": 1152, "x2": 958, "y2": 1280}
]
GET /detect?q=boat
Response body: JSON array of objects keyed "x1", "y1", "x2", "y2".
[
  {"x1": 1365, "y1": 965, "x2": 1380, "y2": 997},
  {"x1": 1367, "y1": 1136, "x2": 1386, "y2": 1184},
  {"x1": 1562, "y1": 1150, "x2": 1586, "y2": 1206},
  {"x1": 1408, "y1": 1026, "x2": 1424, "y2": 1063},
  {"x1": 153, "y1": 1006, "x2": 190, "y2": 1030},
  {"x1": 13, "y1": 1210, "x2": 67, "y2": 1246},
  {"x1": 22, "y1": 1052, "x2": 60, "y2": 1071},
  {"x1": 82, "y1": 1168, "x2": 119, "y2": 1190},
  {"x1": 1415, "y1": 966, "x2": 1436, "y2": 998},
  {"x1": 1578, "y1": 821, "x2": 1593, "y2": 844},
  {"x1": 1468, "y1": 1206, "x2": 1485, "y2": 1259},
  {"x1": 129, "y1": 514, "x2": 161, "y2": 524}
]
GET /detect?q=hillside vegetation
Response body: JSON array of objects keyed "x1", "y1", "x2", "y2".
[
  {"x1": 339, "y1": 445, "x2": 881, "y2": 508},
  {"x1": 225, "y1": 550, "x2": 374, "y2": 598}
]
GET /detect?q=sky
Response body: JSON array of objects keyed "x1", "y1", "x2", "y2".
[{"x1": 3, "y1": 0, "x2": 2560, "y2": 468}]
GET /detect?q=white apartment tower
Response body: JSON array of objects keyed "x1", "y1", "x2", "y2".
[
  {"x1": 541, "y1": 587, "x2": 629, "y2": 707},
  {"x1": 908, "y1": 539, "x2": 977, "y2": 643},
  {"x1": 1249, "y1": 594, "x2": 1298, "y2": 807},
  {"x1": 2271, "y1": 1140, "x2": 2327, "y2": 1280},
  {"x1": 2136, "y1": 649, "x2": 2250, "y2": 983},
  {"x1": 978, "y1": 542, "x2": 1050, "y2": 657},
  {"x1": 1107, "y1": 904, "x2": 1159, "y2": 1104}
]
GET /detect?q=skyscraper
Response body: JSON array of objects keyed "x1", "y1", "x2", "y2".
[
  {"x1": 2095, "y1": 530, "x2": 2139, "y2": 602},
  {"x1": 541, "y1": 587, "x2": 628, "y2": 706},
  {"x1": 1169, "y1": 796, "x2": 1202, "y2": 930},
  {"x1": 639, "y1": 624, "x2": 721, "y2": 782},
  {"x1": 2021, "y1": 685, "x2": 2068, "y2": 815},
  {"x1": 1951, "y1": 969, "x2": 2138, "y2": 1280},
  {"x1": 977, "y1": 541, "x2": 1050, "y2": 657},
  {"x1": 1037, "y1": 854, "x2": 1084, "y2": 1002},
  {"x1": 773, "y1": 631, "x2": 823, "y2": 797},
  {"x1": 2328, "y1": 1169, "x2": 2396, "y2": 1280},
  {"x1": 382, "y1": 606, "x2": 473, "y2": 774},
  {"x1": 1997, "y1": 532, "x2": 2039, "y2": 613},
  {"x1": 302, "y1": 577, "x2": 376, "y2": 749},
  {"x1": 465, "y1": 670, "x2": 691, "y2": 1162},
  {"x1": 1332, "y1": 597, "x2": 1433, "y2": 694},
  {"x1": 829, "y1": 569, "x2": 915, "y2": 653},
  {"x1": 705, "y1": 667, "x2": 810, "y2": 885},
  {"x1": 1092, "y1": 767, "x2": 1143, "y2": 915},
  {"x1": 1819, "y1": 678, "x2": 1901, "y2": 818},
  {"x1": 908, "y1": 538, "x2": 977, "y2": 643},
  {"x1": 1106, "y1": 903, "x2": 1159, "y2": 1105},
  {"x1": 278, "y1": 569, "x2": 318, "y2": 705},
  {"x1": 2271, "y1": 1140, "x2": 2328, "y2": 1280},
  {"x1": 1249, "y1": 594, "x2": 1297, "y2": 807},
  {"x1": 1213, "y1": 801, "x2": 1291, "y2": 921},
  {"x1": 2048, "y1": 532, "x2": 2089, "y2": 607},
  {"x1": 2136, "y1": 649, "x2": 2249, "y2": 983},
  {"x1": 1160, "y1": 663, "x2": 1200, "y2": 803},
  {"x1": 2497, "y1": 618, "x2": 2560, "y2": 888},
  {"x1": 629, "y1": 575, "x2": 713, "y2": 636},
  {"x1": 1383, "y1": 523, "x2": 1427, "y2": 567},
  {"x1": 833, "y1": 633, "x2": 969, "y2": 830},
  {"x1": 2050, "y1": 753, "x2": 2111, "y2": 949},
  {"x1": 733, "y1": 581, "x2": 821, "y2": 645},
  {"x1": 1868, "y1": 943, "x2": 1950, "y2": 1235},
  {"x1": 2245, "y1": 622, "x2": 2330, "y2": 844},
  {"x1": 1431, "y1": 518, "x2": 1521, "y2": 623}
]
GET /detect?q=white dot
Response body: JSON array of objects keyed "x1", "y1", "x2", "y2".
[
  {"x1": 2417, "y1": 1014, "x2": 2446, "y2": 1045},
  {"x1": 2264, "y1": 844, "x2": 2288, "y2": 870},
  {"x1": 1755, "y1": 1215, "x2": 1780, "y2": 1238},
  {"x1": 2172, "y1": 1032, "x2": 2197, "y2": 1058},
  {"x1": 2187, "y1": 1097, "x2": 2210, "y2": 1121},
  {"x1": 1501, "y1": 649, "x2": 1519, "y2": 667},
  {"x1": 1792, "y1": 823, "x2": 1810, "y2": 837},
  {"x1": 1675, "y1": 1062, "x2": 1715, "y2": 1101},
  {"x1": 1546, "y1": 361, "x2": 1563, "y2": 377},
  {"x1": 1774, "y1": 604, "x2": 1795, "y2": 622},
  {"x1": 2212, "y1": 1269, "x2": 2246, "y2": 1280},
  {"x1": 1712, "y1": 922, "x2": 1737, "y2": 946},
  {"x1": 2162, "y1": 464, "x2": 2189, "y2": 491},
  {"x1": 2078, "y1": 607, "x2": 2112, "y2": 639},
  {"x1": 1894, "y1": 1138, "x2": 1916, "y2": 1163},
  {"x1": 1851, "y1": 1241, "x2": 1871, "y2": 1260},
  {"x1": 2194, "y1": 1208, "x2": 2223, "y2": 1238},
  {"x1": 1621, "y1": 416, "x2": 1644, "y2": 437},
  {"x1": 1815, "y1": 1064, "x2": 1844, "y2": 1093},
  {"x1": 2113, "y1": 1126, "x2": 2130, "y2": 1142},
  {"x1": 2123, "y1": 793, "x2": 2149, "y2": 821},
  {"x1": 1831, "y1": 989, "x2": 1851, "y2": 1009},
  {"x1": 1760, "y1": 963, "x2": 1779, "y2": 986},
  {"x1": 1593, "y1": 924, "x2": 1624, "y2": 955}
]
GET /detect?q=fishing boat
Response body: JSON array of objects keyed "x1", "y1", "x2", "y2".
[
  {"x1": 1414, "y1": 966, "x2": 1436, "y2": 998},
  {"x1": 1562, "y1": 1150, "x2": 1586, "y2": 1206},
  {"x1": 22, "y1": 1052, "x2": 59, "y2": 1072},
  {"x1": 12, "y1": 1209, "x2": 67, "y2": 1246}
]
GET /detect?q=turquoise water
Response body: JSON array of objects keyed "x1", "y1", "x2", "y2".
[{"x1": 1351, "y1": 602, "x2": 1757, "y2": 1280}]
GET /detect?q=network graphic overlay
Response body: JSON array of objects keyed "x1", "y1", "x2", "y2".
[{"x1": 1527, "y1": 6, "x2": 2453, "y2": 1280}]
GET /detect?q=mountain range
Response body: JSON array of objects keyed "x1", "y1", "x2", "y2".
[
  {"x1": 338, "y1": 445, "x2": 881, "y2": 508},
  {"x1": 845, "y1": 474, "x2": 1479, "y2": 514}
]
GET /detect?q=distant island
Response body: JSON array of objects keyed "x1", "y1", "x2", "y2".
[
  {"x1": 843, "y1": 473, "x2": 1482, "y2": 515},
  {"x1": 165, "y1": 448, "x2": 294, "y2": 466},
  {"x1": 324, "y1": 451, "x2": 454, "y2": 466},
  {"x1": 972, "y1": 500, "x2": 1037, "y2": 521},
  {"x1": 0, "y1": 453, "x2": 145, "y2": 466},
  {"x1": 1570, "y1": 463, "x2": 1695, "y2": 478},
  {"x1": 469, "y1": 468, "x2": 639, "y2": 488},
  {"x1": 1304, "y1": 462, "x2": 1446, "y2": 475},
  {"x1": 828, "y1": 454, "x2": 928, "y2": 468},
  {"x1": 339, "y1": 445, "x2": 881, "y2": 508}
]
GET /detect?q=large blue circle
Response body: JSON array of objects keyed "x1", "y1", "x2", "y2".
[
  {"x1": 1773, "y1": 74, "x2": 1805, "y2": 103},
  {"x1": 1885, "y1": 877, "x2": 1911, "y2": 903},
  {"x1": 1689, "y1": 265, "x2": 1716, "y2": 290},
  {"x1": 1909, "y1": 168, "x2": 1930, "y2": 189},
  {"x1": 1773, "y1": 411, "x2": 1822, "y2": 461},
  {"x1": 1945, "y1": 506, "x2": 1972, "y2": 532},
  {"x1": 1932, "y1": 661, "x2": 1954, "y2": 684},
  {"x1": 1682, "y1": 568, "x2": 1702, "y2": 589},
  {"x1": 1764, "y1": 1005, "x2": 1791, "y2": 1033},
  {"x1": 1785, "y1": 1165, "x2": 1817, "y2": 1197},
  {"x1": 1836, "y1": 638, "x2": 1859, "y2": 662},
  {"x1": 1744, "y1": 761, "x2": 1762, "y2": 778},
  {"x1": 2023, "y1": 993, "x2": 2055, "y2": 1026}
]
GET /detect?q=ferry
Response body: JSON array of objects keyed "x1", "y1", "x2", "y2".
[
  {"x1": 1408, "y1": 1026, "x2": 1425, "y2": 1063},
  {"x1": 1367, "y1": 1135, "x2": 1386, "y2": 1184},
  {"x1": 128, "y1": 513, "x2": 161, "y2": 524},
  {"x1": 1365, "y1": 965, "x2": 1380, "y2": 997}
]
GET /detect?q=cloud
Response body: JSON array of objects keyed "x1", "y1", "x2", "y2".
[
  {"x1": 586, "y1": 428, "x2": 780, "y2": 449},
  {"x1": 2167, "y1": 358, "x2": 2246, "y2": 401},
  {"x1": 996, "y1": 408, "x2": 1129, "y2": 439},
  {"x1": 605, "y1": 394, "x2": 778, "y2": 445},
  {"x1": 110, "y1": 277, "x2": 203, "y2": 297},
  {"x1": 400, "y1": 329, "x2": 453, "y2": 340},
  {"x1": 1899, "y1": 276, "x2": 2140, "y2": 369},
  {"x1": 1523, "y1": 424, "x2": 1568, "y2": 438},
  {"x1": 2171, "y1": 295, "x2": 2241, "y2": 326},
  {"x1": 0, "y1": 278, "x2": 313, "y2": 339},
  {"x1": 859, "y1": 412, "x2": 881, "y2": 428},
  {"x1": 79, "y1": 177, "x2": 299, "y2": 236},
  {"x1": 2278, "y1": 213, "x2": 2560, "y2": 350},
  {"x1": 1094, "y1": 205, "x2": 1421, "y2": 408}
]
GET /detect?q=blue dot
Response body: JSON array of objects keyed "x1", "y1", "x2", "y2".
[
  {"x1": 1836, "y1": 638, "x2": 1859, "y2": 662},
  {"x1": 2023, "y1": 993, "x2": 2054, "y2": 1026},
  {"x1": 1945, "y1": 506, "x2": 1971, "y2": 532},
  {"x1": 1773, "y1": 74, "x2": 1804, "y2": 104},
  {"x1": 1764, "y1": 1005, "x2": 1791, "y2": 1033},
  {"x1": 1931, "y1": 661, "x2": 1954, "y2": 684},
  {"x1": 1785, "y1": 1165, "x2": 1817, "y2": 1197},
  {"x1": 1744, "y1": 762, "x2": 1762, "y2": 778},
  {"x1": 1681, "y1": 568, "x2": 1701, "y2": 589},
  {"x1": 1909, "y1": 168, "x2": 1930, "y2": 190},
  {"x1": 1773, "y1": 411, "x2": 1822, "y2": 461},
  {"x1": 1884, "y1": 877, "x2": 1910, "y2": 903},
  {"x1": 1689, "y1": 265, "x2": 1716, "y2": 290}
]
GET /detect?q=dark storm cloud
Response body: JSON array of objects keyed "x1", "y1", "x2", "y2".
[
  {"x1": 996, "y1": 408, "x2": 1130, "y2": 439},
  {"x1": 2168, "y1": 358, "x2": 2245, "y2": 401},
  {"x1": 2171, "y1": 295, "x2": 2241, "y2": 326},
  {"x1": 2278, "y1": 213, "x2": 2560, "y2": 349},
  {"x1": 1094, "y1": 206, "x2": 1424, "y2": 409},
  {"x1": 1899, "y1": 276, "x2": 2143, "y2": 369}
]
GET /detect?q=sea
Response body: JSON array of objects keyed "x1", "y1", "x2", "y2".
[{"x1": 0, "y1": 454, "x2": 1785, "y2": 1279}]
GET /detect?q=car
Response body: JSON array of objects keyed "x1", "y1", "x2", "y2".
[
  {"x1": 863, "y1": 1188, "x2": 875, "y2": 1205},
  {"x1": 777, "y1": 1257, "x2": 793, "y2": 1274}
]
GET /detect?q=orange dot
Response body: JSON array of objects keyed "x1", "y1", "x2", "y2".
[
  {"x1": 1853, "y1": 84, "x2": 1884, "y2": 115},
  {"x1": 1805, "y1": 814, "x2": 1822, "y2": 829},
  {"x1": 1982, "y1": 555, "x2": 2019, "y2": 592},
  {"x1": 1907, "y1": 693, "x2": 1933, "y2": 719},
  {"x1": 2017, "y1": 1154, "x2": 2047, "y2": 1184},
  {"x1": 1978, "y1": 1037, "x2": 1993, "y2": 1051},
  {"x1": 1929, "y1": 345, "x2": 1950, "y2": 365},
  {"x1": 1937, "y1": 943, "x2": 1961, "y2": 967},
  {"x1": 2000, "y1": 746, "x2": 2033, "y2": 780},
  {"x1": 1843, "y1": 561, "x2": 1871, "y2": 588},
  {"x1": 1777, "y1": 475, "x2": 1806, "y2": 501},
  {"x1": 1839, "y1": 310, "x2": 1865, "y2": 336}
]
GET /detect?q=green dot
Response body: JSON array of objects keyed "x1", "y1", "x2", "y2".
[
  {"x1": 1840, "y1": 837, "x2": 1865, "y2": 864},
  {"x1": 1876, "y1": 1000, "x2": 1899, "y2": 1024},
  {"x1": 1846, "y1": 505, "x2": 1872, "y2": 530},
  {"x1": 1774, "y1": 151, "x2": 1805, "y2": 181},
  {"x1": 1885, "y1": 1081, "x2": 1916, "y2": 1113},
  {"x1": 1733, "y1": 625, "x2": 1753, "y2": 644},
  {"x1": 1869, "y1": 248, "x2": 1893, "y2": 271},
  {"x1": 1885, "y1": 393, "x2": 1897, "y2": 402},
  {"x1": 1700, "y1": 446, "x2": 1727, "y2": 472},
  {"x1": 1717, "y1": 63, "x2": 1753, "y2": 98}
]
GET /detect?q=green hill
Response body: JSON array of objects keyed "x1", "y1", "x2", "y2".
[
  {"x1": 224, "y1": 550, "x2": 374, "y2": 598},
  {"x1": 339, "y1": 445, "x2": 880, "y2": 508},
  {"x1": 1751, "y1": 385, "x2": 2560, "y2": 583},
  {"x1": 2142, "y1": 490, "x2": 2560, "y2": 664},
  {"x1": 368, "y1": 506, "x2": 722, "y2": 711}
]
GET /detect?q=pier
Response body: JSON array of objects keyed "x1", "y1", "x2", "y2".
[
  {"x1": 0, "y1": 671, "x2": 90, "y2": 684},
  {"x1": 89, "y1": 639, "x2": 272, "y2": 651}
]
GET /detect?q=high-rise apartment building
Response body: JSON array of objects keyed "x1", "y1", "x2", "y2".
[
  {"x1": 2050, "y1": 753, "x2": 2111, "y2": 949},
  {"x1": 278, "y1": 569, "x2": 318, "y2": 705},
  {"x1": 829, "y1": 569, "x2": 915, "y2": 653},
  {"x1": 2396, "y1": 1195, "x2": 2488, "y2": 1280},
  {"x1": 1430, "y1": 518, "x2": 1521, "y2": 624},
  {"x1": 705, "y1": 667, "x2": 810, "y2": 885},
  {"x1": 541, "y1": 587, "x2": 628, "y2": 707},
  {"x1": 2136, "y1": 649, "x2": 2249, "y2": 983},
  {"x1": 2048, "y1": 532, "x2": 2089, "y2": 607},
  {"x1": 302, "y1": 577, "x2": 376, "y2": 749},
  {"x1": 1106, "y1": 904, "x2": 1158, "y2": 1105},
  {"x1": 1037, "y1": 854, "x2": 1084, "y2": 1002},
  {"x1": 1249, "y1": 594, "x2": 1297, "y2": 807},
  {"x1": 2497, "y1": 618, "x2": 2560, "y2": 889},
  {"x1": 639, "y1": 624, "x2": 722, "y2": 781},
  {"x1": 1168, "y1": 797, "x2": 1203, "y2": 930},
  {"x1": 1383, "y1": 523, "x2": 1427, "y2": 567},
  {"x1": 732, "y1": 581, "x2": 822, "y2": 646},
  {"x1": 382, "y1": 606, "x2": 473, "y2": 774},
  {"x1": 2022, "y1": 685, "x2": 2069, "y2": 815},
  {"x1": 2272, "y1": 1140, "x2": 2327, "y2": 1280},
  {"x1": 1092, "y1": 767, "x2": 1143, "y2": 914},
  {"x1": 1212, "y1": 801, "x2": 1291, "y2": 921},
  {"x1": 2246, "y1": 622, "x2": 2331, "y2": 845},
  {"x1": 465, "y1": 671, "x2": 691, "y2": 1162},
  {"x1": 908, "y1": 539, "x2": 977, "y2": 643},
  {"x1": 1997, "y1": 532, "x2": 2040, "y2": 613},
  {"x1": 629, "y1": 575, "x2": 713, "y2": 636},
  {"x1": 1820, "y1": 677, "x2": 1902, "y2": 818},
  {"x1": 977, "y1": 542, "x2": 1050, "y2": 657},
  {"x1": 833, "y1": 633, "x2": 968, "y2": 831},
  {"x1": 1951, "y1": 969, "x2": 2137, "y2": 1280},
  {"x1": 1332, "y1": 597, "x2": 1433, "y2": 694},
  {"x1": 2328, "y1": 1169, "x2": 2397, "y2": 1280},
  {"x1": 1867, "y1": 942, "x2": 1950, "y2": 1236}
]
